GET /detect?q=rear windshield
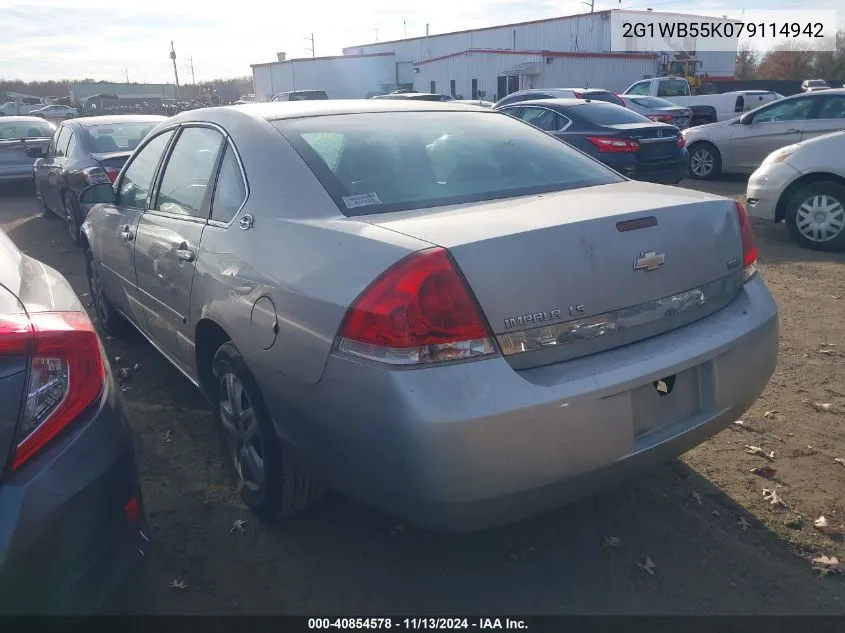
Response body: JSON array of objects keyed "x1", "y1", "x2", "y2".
[
  {"x1": 83, "y1": 122, "x2": 159, "y2": 153},
  {"x1": 807, "y1": 80, "x2": 828, "y2": 87},
  {"x1": 576, "y1": 103, "x2": 653, "y2": 125},
  {"x1": 0, "y1": 120, "x2": 55, "y2": 139},
  {"x1": 288, "y1": 92, "x2": 328, "y2": 101},
  {"x1": 583, "y1": 92, "x2": 621, "y2": 105},
  {"x1": 628, "y1": 97, "x2": 677, "y2": 108},
  {"x1": 273, "y1": 111, "x2": 622, "y2": 215}
]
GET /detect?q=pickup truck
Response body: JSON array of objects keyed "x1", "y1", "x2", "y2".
[
  {"x1": 622, "y1": 77, "x2": 780, "y2": 127},
  {"x1": 0, "y1": 101, "x2": 48, "y2": 116}
]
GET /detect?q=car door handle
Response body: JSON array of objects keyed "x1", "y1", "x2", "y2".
[{"x1": 176, "y1": 245, "x2": 195, "y2": 262}]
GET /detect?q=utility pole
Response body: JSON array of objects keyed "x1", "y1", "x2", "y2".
[
  {"x1": 581, "y1": 0, "x2": 594, "y2": 12},
  {"x1": 403, "y1": 19, "x2": 407, "y2": 38},
  {"x1": 375, "y1": 28, "x2": 379, "y2": 42},
  {"x1": 304, "y1": 33, "x2": 315, "y2": 58},
  {"x1": 169, "y1": 41, "x2": 180, "y2": 101},
  {"x1": 187, "y1": 56, "x2": 196, "y2": 85},
  {"x1": 125, "y1": 67, "x2": 130, "y2": 82}
]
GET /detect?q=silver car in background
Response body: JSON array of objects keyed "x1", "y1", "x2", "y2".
[
  {"x1": 0, "y1": 117, "x2": 56, "y2": 183},
  {"x1": 747, "y1": 130, "x2": 845, "y2": 251},
  {"x1": 619, "y1": 96, "x2": 692, "y2": 129},
  {"x1": 684, "y1": 89, "x2": 845, "y2": 180},
  {"x1": 79, "y1": 100, "x2": 778, "y2": 531}
]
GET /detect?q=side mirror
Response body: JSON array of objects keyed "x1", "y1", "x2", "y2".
[
  {"x1": 79, "y1": 183, "x2": 116, "y2": 205},
  {"x1": 739, "y1": 113, "x2": 753, "y2": 125},
  {"x1": 26, "y1": 146, "x2": 44, "y2": 158}
]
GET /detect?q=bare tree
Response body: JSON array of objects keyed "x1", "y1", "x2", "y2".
[{"x1": 735, "y1": 42, "x2": 759, "y2": 80}]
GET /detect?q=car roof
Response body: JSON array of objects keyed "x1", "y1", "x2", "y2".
[
  {"x1": 182, "y1": 99, "x2": 487, "y2": 122},
  {"x1": 0, "y1": 115, "x2": 55, "y2": 123},
  {"x1": 70, "y1": 114, "x2": 168, "y2": 127}
]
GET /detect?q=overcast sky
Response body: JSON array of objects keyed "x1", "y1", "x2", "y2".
[{"x1": 0, "y1": 0, "x2": 839, "y2": 83}]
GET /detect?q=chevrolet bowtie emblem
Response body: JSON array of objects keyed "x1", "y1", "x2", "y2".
[{"x1": 634, "y1": 251, "x2": 665, "y2": 271}]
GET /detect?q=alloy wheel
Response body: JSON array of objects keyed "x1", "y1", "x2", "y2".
[
  {"x1": 218, "y1": 372, "x2": 265, "y2": 492},
  {"x1": 689, "y1": 148, "x2": 714, "y2": 177}
]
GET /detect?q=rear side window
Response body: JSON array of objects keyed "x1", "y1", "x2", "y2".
[
  {"x1": 210, "y1": 146, "x2": 247, "y2": 223},
  {"x1": 155, "y1": 127, "x2": 225, "y2": 218},
  {"x1": 274, "y1": 111, "x2": 622, "y2": 216},
  {"x1": 54, "y1": 127, "x2": 72, "y2": 157},
  {"x1": 519, "y1": 107, "x2": 564, "y2": 132},
  {"x1": 577, "y1": 103, "x2": 653, "y2": 125}
]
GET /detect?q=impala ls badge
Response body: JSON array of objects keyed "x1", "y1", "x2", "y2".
[{"x1": 634, "y1": 250, "x2": 665, "y2": 272}]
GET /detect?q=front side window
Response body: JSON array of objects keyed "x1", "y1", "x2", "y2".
[
  {"x1": 751, "y1": 97, "x2": 816, "y2": 123},
  {"x1": 274, "y1": 111, "x2": 622, "y2": 216},
  {"x1": 818, "y1": 96, "x2": 845, "y2": 120},
  {"x1": 154, "y1": 127, "x2": 224, "y2": 218},
  {"x1": 118, "y1": 130, "x2": 175, "y2": 209}
]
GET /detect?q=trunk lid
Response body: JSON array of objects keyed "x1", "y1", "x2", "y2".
[
  {"x1": 92, "y1": 151, "x2": 132, "y2": 171},
  {"x1": 360, "y1": 180, "x2": 744, "y2": 369},
  {"x1": 0, "y1": 138, "x2": 49, "y2": 172},
  {"x1": 0, "y1": 284, "x2": 28, "y2": 478}
]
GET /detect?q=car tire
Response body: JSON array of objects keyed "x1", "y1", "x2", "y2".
[
  {"x1": 35, "y1": 182, "x2": 51, "y2": 218},
  {"x1": 63, "y1": 190, "x2": 83, "y2": 246},
  {"x1": 688, "y1": 142, "x2": 721, "y2": 180},
  {"x1": 212, "y1": 341, "x2": 326, "y2": 519},
  {"x1": 86, "y1": 247, "x2": 130, "y2": 336},
  {"x1": 785, "y1": 181, "x2": 845, "y2": 252}
]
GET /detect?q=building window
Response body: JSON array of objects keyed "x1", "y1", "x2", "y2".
[
  {"x1": 430, "y1": 81, "x2": 436, "y2": 94},
  {"x1": 471, "y1": 79, "x2": 478, "y2": 100},
  {"x1": 450, "y1": 80, "x2": 456, "y2": 97}
]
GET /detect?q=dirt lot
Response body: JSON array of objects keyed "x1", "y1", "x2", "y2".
[{"x1": 2, "y1": 178, "x2": 845, "y2": 615}]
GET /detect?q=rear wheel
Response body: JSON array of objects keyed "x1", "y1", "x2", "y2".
[
  {"x1": 212, "y1": 341, "x2": 325, "y2": 519},
  {"x1": 785, "y1": 181, "x2": 845, "y2": 252},
  {"x1": 688, "y1": 142, "x2": 721, "y2": 180},
  {"x1": 63, "y1": 190, "x2": 82, "y2": 245},
  {"x1": 86, "y1": 247, "x2": 130, "y2": 336}
]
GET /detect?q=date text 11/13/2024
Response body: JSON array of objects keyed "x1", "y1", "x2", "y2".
[{"x1": 307, "y1": 618, "x2": 528, "y2": 630}]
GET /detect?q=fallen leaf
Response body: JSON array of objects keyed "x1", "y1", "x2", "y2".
[
  {"x1": 133, "y1": 362, "x2": 142, "y2": 371},
  {"x1": 691, "y1": 491, "x2": 703, "y2": 506},
  {"x1": 763, "y1": 410, "x2": 777, "y2": 419},
  {"x1": 821, "y1": 343, "x2": 836, "y2": 347},
  {"x1": 603, "y1": 536, "x2": 622, "y2": 547},
  {"x1": 750, "y1": 465, "x2": 777, "y2": 479},
  {"x1": 834, "y1": 458, "x2": 845, "y2": 467},
  {"x1": 833, "y1": 295, "x2": 842, "y2": 300},
  {"x1": 817, "y1": 349, "x2": 836, "y2": 356},
  {"x1": 169, "y1": 579, "x2": 188, "y2": 589},
  {"x1": 745, "y1": 445, "x2": 775, "y2": 460},
  {"x1": 762, "y1": 488, "x2": 786, "y2": 507},
  {"x1": 814, "y1": 516, "x2": 844, "y2": 538},
  {"x1": 228, "y1": 519, "x2": 247, "y2": 534},
  {"x1": 803, "y1": 400, "x2": 842, "y2": 415},
  {"x1": 738, "y1": 516, "x2": 751, "y2": 531},
  {"x1": 163, "y1": 430, "x2": 173, "y2": 443},
  {"x1": 816, "y1": 515, "x2": 830, "y2": 528},
  {"x1": 733, "y1": 420, "x2": 745, "y2": 427},
  {"x1": 712, "y1": 510, "x2": 721, "y2": 517},
  {"x1": 637, "y1": 556, "x2": 656, "y2": 576},
  {"x1": 812, "y1": 555, "x2": 845, "y2": 578}
]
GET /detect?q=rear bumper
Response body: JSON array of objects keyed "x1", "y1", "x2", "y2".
[
  {"x1": 601, "y1": 154, "x2": 687, "y2": 183},
  {"x1": 0, "y1": 375, "x2": 148, "y2": 614},
  {"x1": 257, "y1": 276, "x2": 779, "y2": 531},
  {"x1": 746, "y1": 162, "x2": 800, "y2": 222}
]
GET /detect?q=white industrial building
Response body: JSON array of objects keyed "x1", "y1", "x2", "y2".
[{"x1": 252, "y1": 9, "x2": 738, "y2": 100}]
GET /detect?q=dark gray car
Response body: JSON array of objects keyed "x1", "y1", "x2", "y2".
[
  {"x1": 31, "y1": 115, "x2": 165, "y2": 245},
  {"x1": 619, "y1": 96, "x2": 693, "y2": 129},
  {"x1": 0, "y1": 228, "x2": 149, "y2": 613}
]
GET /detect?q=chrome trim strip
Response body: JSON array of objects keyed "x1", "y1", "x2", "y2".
[{"x1": 497, "y1": 276, "x2": 740, "y2": 356}]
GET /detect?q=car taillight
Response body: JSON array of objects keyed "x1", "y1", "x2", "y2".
[
  {"x1": 647, "y1": 114, "x2": 674, "y2": 123},
  {"x1": 573, "y1": 91, "x2": 583, "y2": 99},
  {"x1": 735, "y1": 201, "x2": 758, "y2": 282},
  {"x1": 82, "y1": 166, "x2": 112, "y2": 186},
  {"x1": 0, "y1": 311, "x2": 106, "y2": 470},
  {"x1": 336, "y1": 247, "x2": 496, "y2": 366},
  {"x1": 105, "y1": 167, "x2": 119, "y2": 183},
  {"x1": 586, "y1": 136, "x2": 640, "y2": 153},
  {"x1": 675, "y1": 135, "x2": 686, "y2": 148}
]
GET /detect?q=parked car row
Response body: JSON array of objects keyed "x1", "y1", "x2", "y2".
[{"x1": 2, "y1": 97, "x2": 781, "y2": 611}]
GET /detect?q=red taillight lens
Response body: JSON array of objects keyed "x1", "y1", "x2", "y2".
[
  {"x1": 336, "y1": 247, "x2": 496, "y2": 366},
  {"x1": 573, "y1": 91, "x2": 583, "y2": 99},
  {"x1": 82, "y1": 166, "x2": 111, "y2": 186},
  {"x1": 586, "y1": 136, "x2": 640, "y2": 153},
  {"x1": 735, "y1": 201, "x2": 758, "y2": 282},
  {"x1": 105, "y1": 168, "x2": 119, "y2": 183},
  {"x1": 647, "y1": 114, "x2": 674, "y2": 123},
  {"x1": 675, "y1": 135, "x2": 686, "y2": 148},
  {"x1": 1, "y1": 311, "x2": 106, "y2": 470}
]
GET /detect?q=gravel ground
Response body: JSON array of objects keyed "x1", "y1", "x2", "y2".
[{"x1": 2, "y1": 176, "x2": 845, "y2": 615}]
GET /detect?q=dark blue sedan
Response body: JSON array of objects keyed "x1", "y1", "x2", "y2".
[{"x1": 497, "y1": 98, "x2": 687, "y2": 184}]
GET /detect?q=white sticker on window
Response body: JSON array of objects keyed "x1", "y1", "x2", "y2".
[{"x1": 342, "y1": 192, "x2": 382, "y2": 209}]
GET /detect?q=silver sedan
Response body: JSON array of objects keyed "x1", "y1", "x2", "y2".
[
  {"x1": 0, "y1": 117, "x2": 55, "y2": 183},
  {"x1": 684, "y1": 89, "x2": 845, "y2": 180},
  {"x1": 79, "y1": 100, "x2": 778, "y2": 531}
]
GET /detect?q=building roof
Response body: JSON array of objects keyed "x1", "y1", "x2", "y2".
[
  {"x1": 251, "y1": 52, "x2": 394, "y2": 69},
  {"x1": 415, "y1": 49, "x2": 658, "y2": 66}
]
